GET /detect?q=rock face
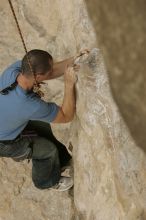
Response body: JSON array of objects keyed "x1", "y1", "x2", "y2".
[
  {"x1": 71, "y1": 49, "x2": 146, "y2": 219},
  {"x1": 0, "y1": 1, "x2": 146, "y2": 220},
  {"x1": 84, "y1": 0, "x2": 146, "y2": 152}
]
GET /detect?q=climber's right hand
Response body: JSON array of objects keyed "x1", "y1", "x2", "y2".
[{"x1": 64, "y1": 66, "x2": 78, "y2": 86}]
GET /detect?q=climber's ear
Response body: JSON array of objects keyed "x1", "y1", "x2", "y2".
[{"x1": 35, "y1": 73, "x2": 50, "y2": 82}]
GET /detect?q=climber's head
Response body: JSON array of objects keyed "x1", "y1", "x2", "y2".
[{"x1": 21, "y1": 49, "x2": 53, "y2": 82}]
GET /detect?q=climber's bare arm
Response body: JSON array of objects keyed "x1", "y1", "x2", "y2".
[
  {"x1": 52, "y1": 67, "x2": 76, "y2": 123},
  {"x1": 49, "y1": 57, "x2": 74, "y2": 79},
  {"x1": 49, "y1": 49, "x2": 90, "y2": 80},
  {"x1": 51, "y1": 49, "x2": 90, "y2": 123}
]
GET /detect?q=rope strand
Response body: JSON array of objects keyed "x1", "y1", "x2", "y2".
[
  {"x1": 7, "y1": 0, "x2": 43, "y2": 97},
  {"x1": 8, "y1": 0, "x2": 28, "y2": 54}
]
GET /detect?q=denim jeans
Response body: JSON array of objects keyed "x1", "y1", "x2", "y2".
[{"x1": 0, "y1": 121, "x2": 71, "y2": 189}]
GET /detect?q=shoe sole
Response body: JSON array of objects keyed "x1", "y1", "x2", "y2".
[{"x1": 50, "y1": 181, "x2": 74, "y2": 192}]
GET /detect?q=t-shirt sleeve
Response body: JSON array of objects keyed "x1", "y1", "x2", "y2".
[
  {"x1": 30, "y1": 99, "x2": 59, "y2": 123},
  {"x1": 0, "y1": 60, "x2": 22, "y2": 90}
]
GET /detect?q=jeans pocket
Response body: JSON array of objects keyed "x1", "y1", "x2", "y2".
[
  {"x1": 0, "y1": 142, "x2": 14, "y2": 157},
  {"x1": 0, "y1": 137, "x2": 33, "y2": 160}
]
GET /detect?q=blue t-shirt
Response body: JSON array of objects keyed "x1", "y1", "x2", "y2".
[{"x1": 0, "y1": 61, "x2": 59, "y2": 140}]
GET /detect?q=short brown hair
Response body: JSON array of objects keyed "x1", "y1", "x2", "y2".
[{"x1": 22, "y1": 49, "x2": 53, "y2": 76}]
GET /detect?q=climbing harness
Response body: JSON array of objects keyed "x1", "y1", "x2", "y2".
[{"x1": 6, "y1": 0, "x2": 44, "y2": 97}]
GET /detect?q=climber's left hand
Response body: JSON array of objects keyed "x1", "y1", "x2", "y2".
[{"x1": 75, "y1": 49, "x2": 90, "y2": 59}]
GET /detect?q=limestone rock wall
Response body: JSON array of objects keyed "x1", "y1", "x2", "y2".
[
  {"x1": 0, "y1": 1, "x2": 146, "y2": 220},
  {"x1": 85, "y1": 0, "x2": 146, "y2": 151},
  {"x1": 70, "y1": 49, "x2": 146, "y2": 219}
]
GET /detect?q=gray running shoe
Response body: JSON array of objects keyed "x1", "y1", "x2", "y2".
[
  {"x1": 61, "y1": 166, "x2": 72, "y2": 177},
  {"x1": 51, "y1": 177, "x2": 73, "y2": 192}
]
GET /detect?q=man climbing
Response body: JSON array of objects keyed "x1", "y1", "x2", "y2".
[{"x1": 0, "y1": 49, "x2": 80, "y2": 191}]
